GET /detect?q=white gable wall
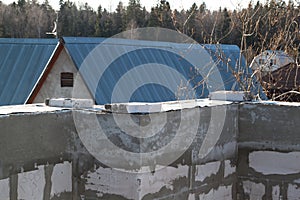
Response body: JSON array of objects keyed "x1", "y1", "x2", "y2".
[{"x1": 33, "y1": 48, "x2": 93, "y2": 103}]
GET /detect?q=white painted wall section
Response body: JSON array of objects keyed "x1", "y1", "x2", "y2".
[
  {"x1": 224, "y1": 160, "x2": 235, "y2": 178},
  {"x1": 188, "y1": 193, "x2": 195, "y2": 200},
  {"x1": 0, "y1": 178, "x2": 9, "y2": 200},
  {"x1": 249, "y1": 151, "x2": 300, "y2": 175},
  {"x1": 84, "y1": 165, "x2": 190, "y2": 199},
  {"x1": 243, "y1": 181, "x2": 265, "y2": 200},
  {"x1": 288, "y1": 184, "x2": 300, "y2": 199},
  {"x1": 50, "y1": 162, "x2": 72, "y2": 198},
  {"x1": 272, "y1": 185, "x2": 280, "y2": 199},
  {"x1": 18, "y1": 166, "x2": 45, "y2": 200},
  {"x1": 195, "y1": 161, "x2": 221, "y2": 182},
  {"x1": 198, "y1": 185, "x2": 232, "y2": 199},
  {"x1": 84, "y1": 166, "x2": 140, "y2": 199},
  {"x1": 139, "y1": 165, "x2": 189, "y2": 198}
]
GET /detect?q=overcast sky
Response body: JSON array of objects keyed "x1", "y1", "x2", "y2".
[{"x1": 0, "y1": 0, "x2": 259, "y2": 11}]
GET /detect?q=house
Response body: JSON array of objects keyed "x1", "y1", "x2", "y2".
[
  {"x1": 0, "y1": 37, "x2": 265, "y2": 106},
  {"x1": 249, "y1": 50, "x2": 300, "y2": 101},
  {"x1": 249, "y1": 50, "x2": 295, "y2": 74},
  {"x1": 29, "y1": 37, "x2": 264, "y2": 104},
  {"x1": 261, "y1": 62, "x2": 300, "y2": 101},
  {"x1": 0, "y1": 38, "x2": 57, "y2": 106},
  {"x1": 27, "y1": 38, "x2": 93, "y2": 104}
]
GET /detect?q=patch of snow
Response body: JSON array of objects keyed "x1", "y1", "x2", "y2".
[
  {"x1": 0, "y1": 104, "x2": 67, "y2": 115},
  {"x1": 209, "y1": 91, "x2": 246, "y2": 102},
  {"x1": 253, "y1": 101, "x2": 300, "y2": 107},
  {"x1": 47, "y1": 98, "x2": 94, "y2": 108},
  {"x1": 105, "y1": 99, "x2": 232, "y2": 113}
]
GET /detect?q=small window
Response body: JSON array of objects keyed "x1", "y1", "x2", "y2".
[
  {"x1": 258, "y1": 59, "x2": 265, "y2": 65},
  {"x1": 61, "y1": 72, "x2": 73, "y2": 87}
]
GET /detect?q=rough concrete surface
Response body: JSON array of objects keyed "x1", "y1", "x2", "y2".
[
  {"x1": 237, "y1": 103, "x2": 300, "y2": 200},
  {"x1": 0, "y1": 101, "x2": 300, "y2": 199}
]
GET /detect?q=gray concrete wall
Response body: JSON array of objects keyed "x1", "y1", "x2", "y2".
[
  {"x1": 237, "y1": 103, "x2": 300, "y2": 200},
  {"x1": 1, "y1": 102, "x2": 300, "y2": 199},
  {"x1": 0, "y1": 103, "x2": 238, "y2": 200}
]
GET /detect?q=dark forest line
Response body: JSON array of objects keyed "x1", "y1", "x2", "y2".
[{"x1": 0, "y1": 0, "x2": 299, "y2": 62}]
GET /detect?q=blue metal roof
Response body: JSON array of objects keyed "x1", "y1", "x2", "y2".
[
  {"x1": 0, "y1": 38, "x2": 57, "y2": 106},
  {"x1": 63, "y1": 37, "x2": 265, "y2": 104}
]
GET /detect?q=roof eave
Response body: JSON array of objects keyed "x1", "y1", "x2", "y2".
[{"x1": 26, "y1": 41, "x2": 64, "y2": 104}]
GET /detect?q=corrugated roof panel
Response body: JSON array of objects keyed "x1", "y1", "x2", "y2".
[
  {"x1": 0, "y1": 38, "x2": 57, "y2": 105},
  {"x1": 63, "y1": 37, "x2": 265, "y2": 104},
  {"x1": 96, "y1": 48, "x2": 202, "y2": 103}
]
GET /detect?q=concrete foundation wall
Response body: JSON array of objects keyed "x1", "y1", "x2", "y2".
[
  {"x1": 237, "y1": 103, "x2": 300, "y2": 200},
  {"x1": 0, "y1": 104, "x2": 238, "y2": 200},
  {"x1": 0, "y1": 102, "x2": 299, "y2": 199}
]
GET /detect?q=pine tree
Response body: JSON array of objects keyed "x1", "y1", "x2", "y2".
[
  {"x1": 125, "y1": 0, "x2": 145, "y2": 29},
  {"x1": 112, "y1": 2, "x2": 125, "y2": 35},
  {"x1": 148, "y1": 1, "x2": 173, "y2": 29},
  {"x1": 221, "y1": 8, "x2": 231, "y2": 39},
  {"x1": 95, "y1": 5, "x2": 103, "y2": 36}
]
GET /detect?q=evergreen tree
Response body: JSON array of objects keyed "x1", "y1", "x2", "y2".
[
  {"x1": 101, "y1": 8, "x2": 113, "y2": 37},
  {"x1": 221, "y1": 8, "x2": 231, "y2": 41},
  {"x1": 148, "y1": 1, "x2": 173, "y2": 29},
  {"x1": 95, "y1": 5, "x2": 103, "y2": 36},
  {"x1": 199, "y1": 2, "x2": 206, "y2": 14},
  {"x1": 95, "y1": 6, "x2": 113, "y2": 37},
  {"x1": 59, "y1": 0, "x2": 79, "y2": 36},
  {"x1": 125, "y1": 0, "x2": 144, "y2": 29},
  {"x1": 148, "y1": 7, "x2": 160, "y2": 27},
  {"x1": 77, "y1": 3, "x2": 96, "y2": 36},
  {"x1": 112, "y1": 1, "x2": 125, "y2": 35},
  {"x1": 17, "y1": 0, "x2": 26, "y2": 8}
]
